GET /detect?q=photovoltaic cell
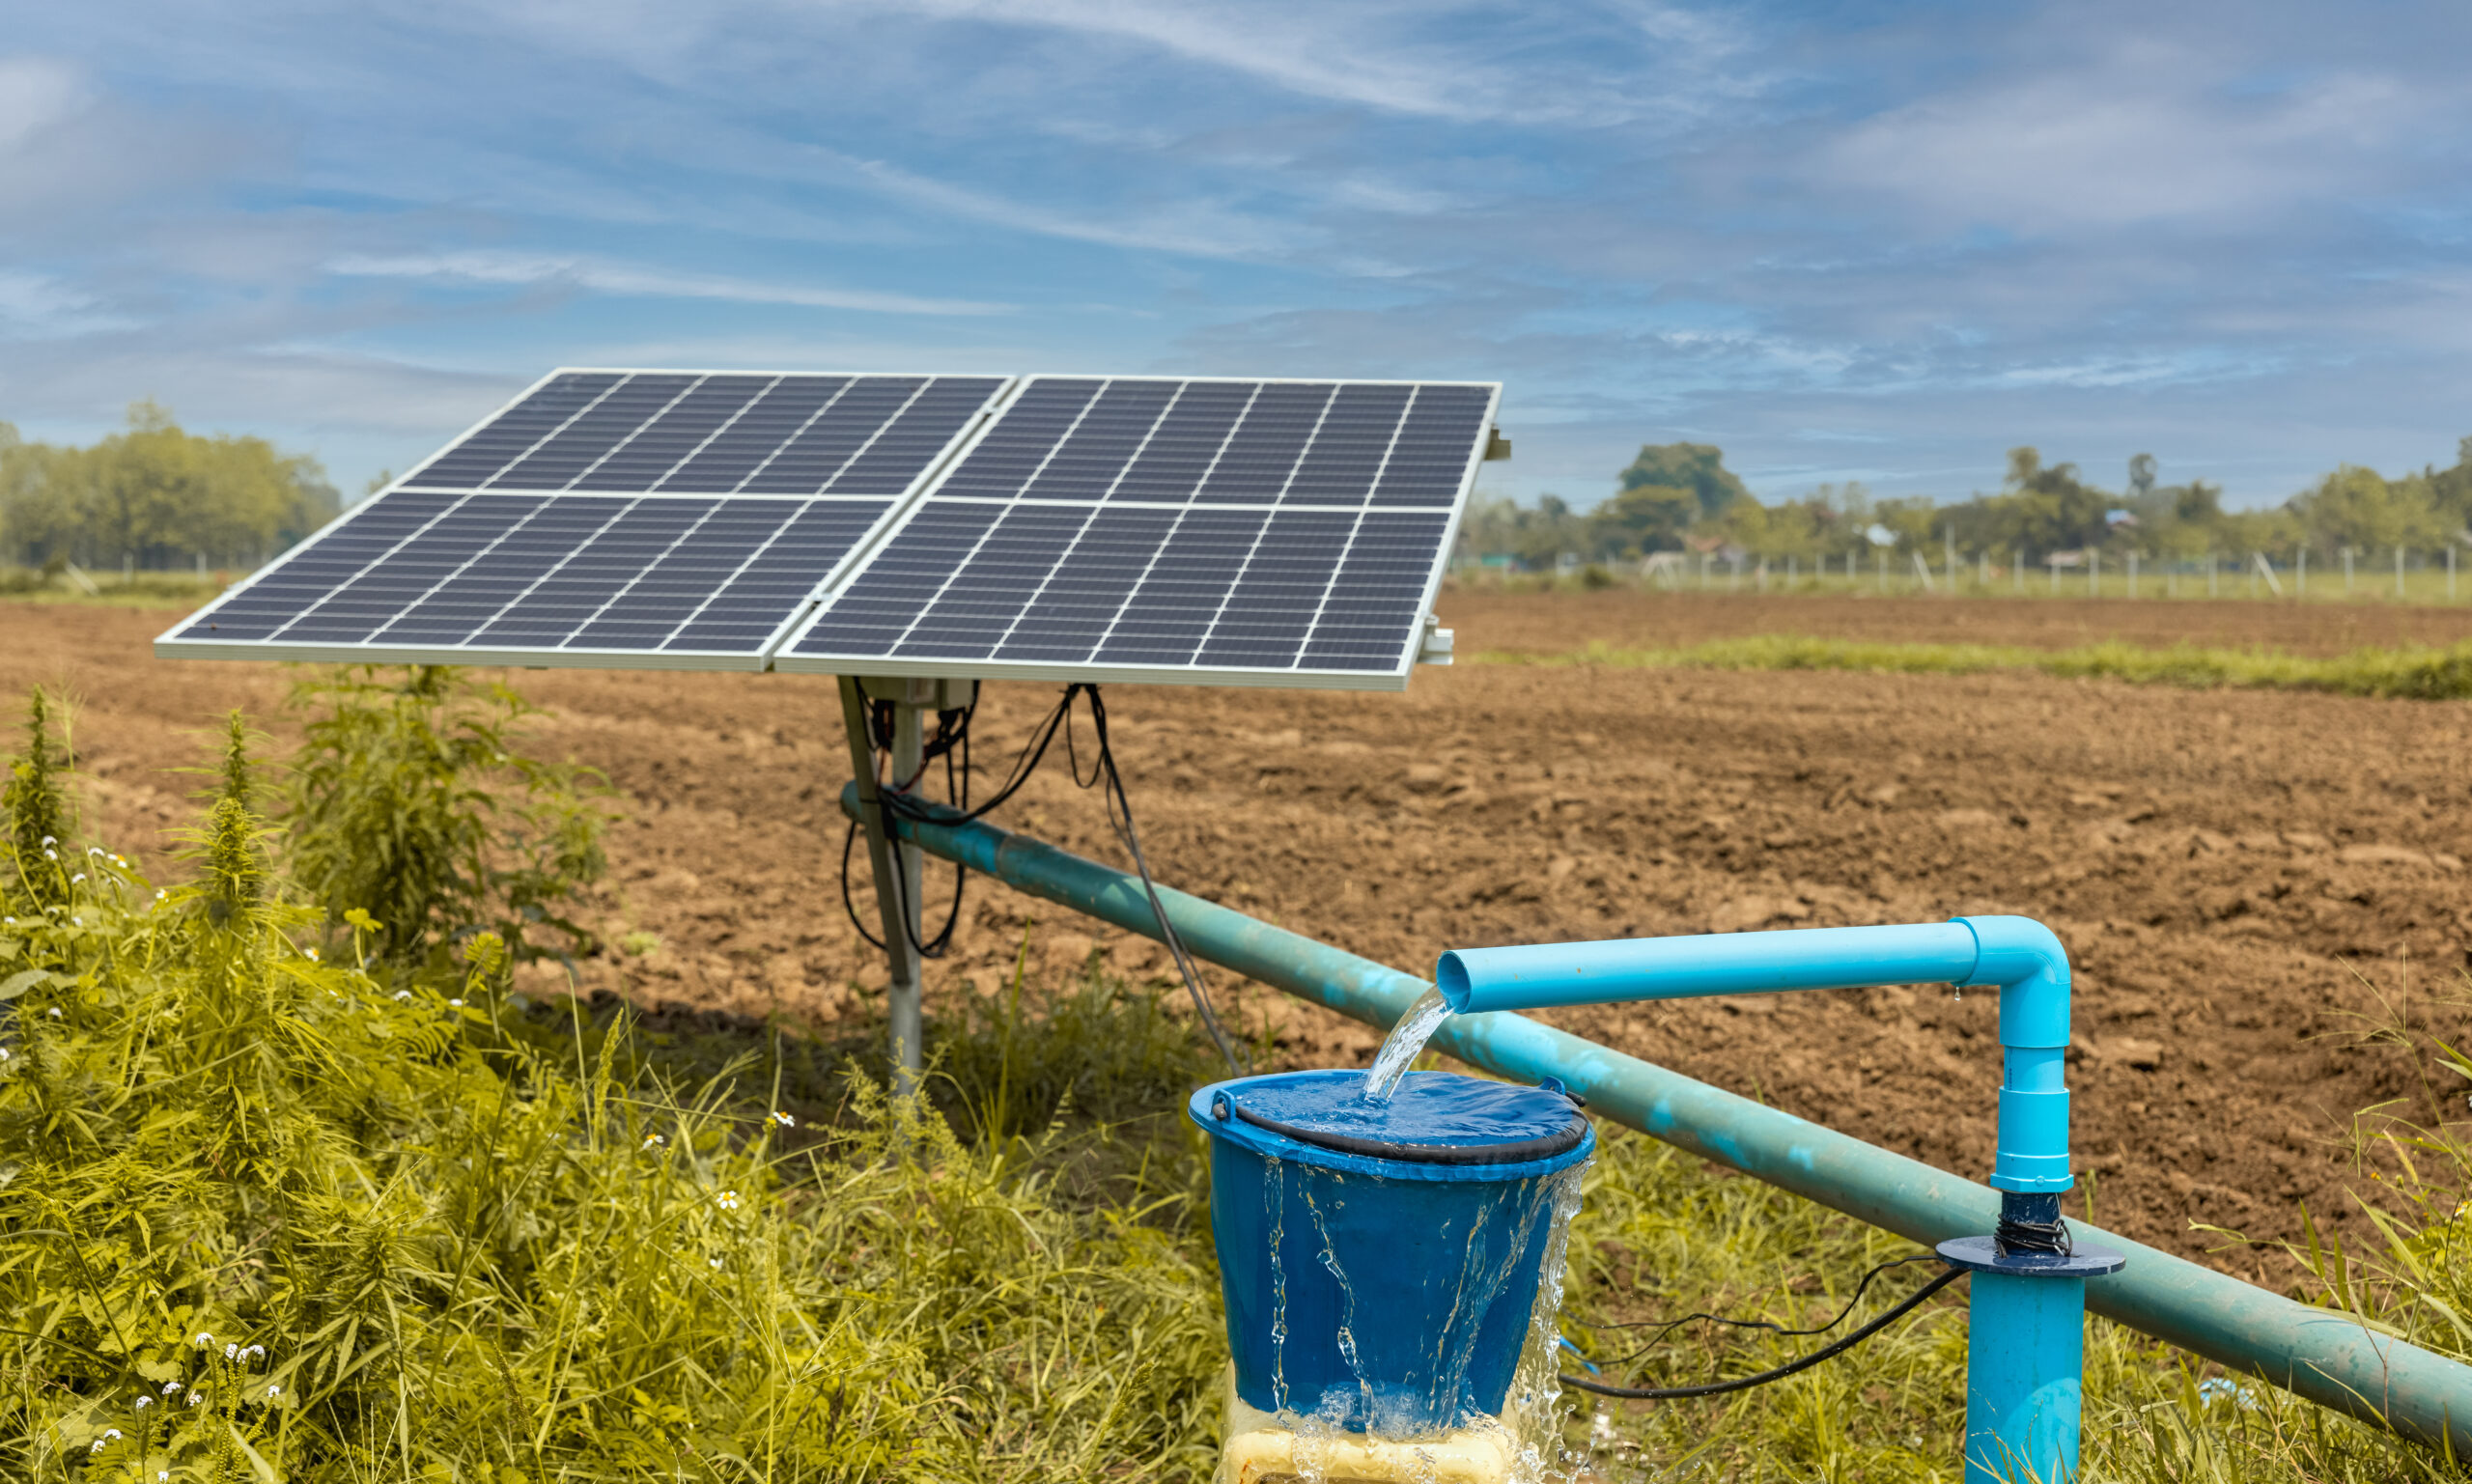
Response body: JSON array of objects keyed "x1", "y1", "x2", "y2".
[
  {"x1": 780, "y1": 375, "x2": 1495, "y2": 686},
  {"x1": 159, "y1": 369, "x2": 1009, "y2": 669}
]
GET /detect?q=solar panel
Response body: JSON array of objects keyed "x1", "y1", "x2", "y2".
[
  {"x1": 773, "y1": 376, "x2": 1496, "y2": 690},
  {"x1": 154, "y1": 370, "x2": 1011, "y2": 670}
]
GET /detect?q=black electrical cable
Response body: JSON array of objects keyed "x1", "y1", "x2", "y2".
[
  {"x1": 1995, "y1": 1192, "x2": 2075, "y2": 1257},
  {"x1": 841, "y1": 697, "x2": 979, "y2": 958},
  {"x1": 1567, "y1": 1252, "x2": 1945, "y2": 1362},
  {"x1": 1076, "y1": 686, "x2": 1247, "y2": 1076},
  {"x1": 1559, "y1": 1262, "x2": 1964, "y2": 1401},
  {"x1": 837, "y1": 683, "x2": 1247, "y2": 1076}
]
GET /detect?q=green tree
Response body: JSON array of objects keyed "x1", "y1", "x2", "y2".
[
  {"x1": 2290, "y1": 464, "x2": 2452, "y2": 555},
  {"x1": 0, "y1": 402, "x2": 339, "y2": 570},
  {"x1": 1618, "y1": 442, "x2": 1752, "y2": 521},
  {"x1": 1588, "y1": 483, "x2": 1699, "y2": 557}
]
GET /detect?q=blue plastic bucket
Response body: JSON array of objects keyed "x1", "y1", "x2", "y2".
[{"x1": 1189, "y1": 1069, "x2": 1595, "y2": 1436}]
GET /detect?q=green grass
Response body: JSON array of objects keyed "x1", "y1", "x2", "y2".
[
  {"x1": 10, "y1": 677, "x2": 2472, "y2": 1480},
  {"x1": 0, "y1": 568, "x2": 228, "y2": 607},
  {"x1": 1475, "y1": 633, "x2": 2472, "y2": 700},
  {"x1": 1450, "y1": 567, "x2": 2472, "y2": 605}
]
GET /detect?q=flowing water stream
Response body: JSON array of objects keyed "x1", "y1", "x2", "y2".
[{"x1": 1360, "y1": 987, "x2": 1453, "y2": 1104}]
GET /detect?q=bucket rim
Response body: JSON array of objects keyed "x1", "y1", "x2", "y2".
[{"x1": 1189, "y1": 1070, "x2": 1598, "y2": 1182}]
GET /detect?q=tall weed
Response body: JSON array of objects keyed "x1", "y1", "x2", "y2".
[
  {"x1": 0, "y1": 691, "x2": 1223, "y2": 1482},
  {"x1": 283, "y1": 666, "x2": 611, "y2": 967}
]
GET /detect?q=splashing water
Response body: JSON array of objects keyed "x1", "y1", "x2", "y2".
[
  {"x1": 1506, "y1": 1162, "x2": 1591, "y2": 1484},
  {"x1": 1362, "y1": 987, "x2": 1453, "y2": 1105}
]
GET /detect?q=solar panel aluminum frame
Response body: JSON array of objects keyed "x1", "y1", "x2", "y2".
[
  {"x1": 151, "y1": 369, "x2": 1018, "y2": 674},
  {"x1": 769, "y1": 375, "x2": 1500, "y2": 692}
]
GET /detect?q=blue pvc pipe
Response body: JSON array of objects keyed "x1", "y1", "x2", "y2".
[
  {"x1": 1441, "y1": 920, "x2": 2072, "y2": 1193},
  {"x1": 1442, "y1": 920, "x2": 2091, "y2": 1479},
  {"x1": 839, "y1": 786, "x2": 2472, "y2": 1455},
  {"x1": 1970, "y1": 1274, "x2": 2087, "y2": 1484}
]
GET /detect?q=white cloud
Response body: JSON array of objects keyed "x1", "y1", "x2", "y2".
[
  {"x1": 0, "y1": 270, "x2": 137, "y2": 340},
  {"x1": 1818, "y1": 52, "x2": 2433, "y2": 233},
  {"x1": 323, "y1": 250, "x2": 1011, "y2": 317},
  {"x1": 846, "y1": 157, "x2": 1304, "y2": 258},
  {"x1": 0, "y1": 56, "x2": 86, "y2": 152}
]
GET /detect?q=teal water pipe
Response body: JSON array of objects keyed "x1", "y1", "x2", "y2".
[
  {"x1": 1441, "y1": 922, "x2": 2118, "y2": 1484},
  {"x1": 838, "y1": 786, "x2": 2472, "y2": 1457}
]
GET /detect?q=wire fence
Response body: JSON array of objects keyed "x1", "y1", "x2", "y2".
[{"x1": 1464, "y1": 545, "x2": 2470, "y2": 604}]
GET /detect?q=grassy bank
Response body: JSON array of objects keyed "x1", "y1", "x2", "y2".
[{"x1": 1475, "y1": 633, "x2": 2472, "y2": 701}]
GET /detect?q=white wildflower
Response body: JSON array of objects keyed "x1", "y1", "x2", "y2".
[
  {"x1": 305, "y1": 947, "x2": 319, "y2": 961},
  {"x1": 70, "y1": 916, "x2": 79, "y2": 925},
  {"x1": 717, "y1": 1190, "x2": 741, "y2": 1210},
  {"x1": 709, "y1": 1257, "x2": 723, "y2": 1270},
  {"x1": 91, "y1": 1442, "x2": 104, "y2": 1454},
  {"x1": 105, "y1": 1429, "x2": 122, "y2": 1440},
  {"x1": 394, "y1": 991, "x2": 412, "y2": 1002},
  {"x1": 193, "y1": 1332, "x2": 213, "y2": 1348},
  {"x1": 41, "y1": 835, "x2": 54, "y2": 847},
  {"x1": 267, "y1": 1384, "x2": 281, "y2": 1398},
  {"x1": 43, "y1": 850, "x2": 56, "y2": 861},
  {"x1": 1, "y1": 1049, "x2": 11, "y2": 1060},
  {"x1": 155, "y1": 890, "x2": 166, "y2": 901},
  {"x1": 70, "y1": 873, "x2": 83, "y2": 884},
  {"x1": 245, "y1": 1345, "x2": 266, "y2": 1359},
  {"x1": 449, "y1": 998, "x2": 464, "y2": 1008},
  {"x1": 770, "y1": 1110, "x2": 796, "y2": 1129},
  {"x1": 163, "y1": 1381, "x2": 182, "y2": 1395},
  {"x1": 189, "y1": 1392, "x2": 207, "y2": 1406},
  {"x1": 643, "y1": 1134, "x2": 665, "y2": 1148},
  {"x1": 224, "y1": 1343, "x2": 237, "y2": 1359},
  {"x1": 134, "y1": 1395, "x2": 151, "y2": 1410},
  {"x1": 47, "y1": 1008, "x2": 61, "y2": 1019}
]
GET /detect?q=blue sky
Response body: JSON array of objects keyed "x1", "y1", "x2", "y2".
[{"x1": 4, "y1": 1, "x2": 2467, "y2": 510}]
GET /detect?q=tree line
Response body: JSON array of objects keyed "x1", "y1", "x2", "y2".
[
  {"x1": 0, "y1": 403, "x2": 341, "y2": 573},
  {"x1": 1461, "y1": 439, "x2": 2472, "y2": 569}
]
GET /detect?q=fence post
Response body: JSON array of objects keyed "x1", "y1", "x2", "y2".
[
  {"x1": 2398, "y1": 546, "x2": 2406, "y2": 601},
  {"x1": 2089, "y1": 548, "x2": 2100, "y2": 599},
  {"x1": 2297, "y1": 547, "x2": 2307, "y2": 597},
  {"x1": 2450, "y1": 546, "x2": 2458, "y2": 601},
  {"x1": 2127, "y1": 549, "x2": 2138, "y2": 599},
  {"x1": 2208, "y1": 551, "x2": 2218, "y2": 598},
  {"x1": 2344, "y1": 546, "x2": 2354, "y2": 594}
]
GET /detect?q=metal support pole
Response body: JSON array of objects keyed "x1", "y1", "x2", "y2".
[{"x1": 837, "y1": 676, "x2": 925, "y2": 1093}]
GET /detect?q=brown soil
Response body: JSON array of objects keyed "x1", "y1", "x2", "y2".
[{"x1": 13, "y1": 596, "x2": 2472, "y2": 1276}]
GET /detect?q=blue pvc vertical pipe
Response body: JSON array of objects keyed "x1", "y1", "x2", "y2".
[{"x1": 1968, "y1": 1274, "x2": 2086, "y2": 1484}]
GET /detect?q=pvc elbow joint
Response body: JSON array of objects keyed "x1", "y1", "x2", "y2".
[{"x1": 1954, "y1": 915, "x2": 2074, "y2": 1194}]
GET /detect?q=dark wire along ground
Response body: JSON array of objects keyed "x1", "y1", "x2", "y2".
[
  {"x1": 837, "y1": 683, "x2": 1248, "y2": 1076},
  {"x1": 1560, "y1": 1254, "x2": 1964, "y2": 1401}
]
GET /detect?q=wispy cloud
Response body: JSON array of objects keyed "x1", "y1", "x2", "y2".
[
  {"x1": 323, "y1": 250, "x2": 1012, "y2": 317},
  {"x1": 843, "y1": 157, "x2": 1305, "y2": 259},
  {"x1": 0, "y1": 270, "x2": 138, "y2": 340}
]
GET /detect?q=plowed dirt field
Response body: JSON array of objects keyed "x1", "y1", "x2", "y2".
[{"x1": 15, "y1": 593, "x2": 2472, "y2": 1274}]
